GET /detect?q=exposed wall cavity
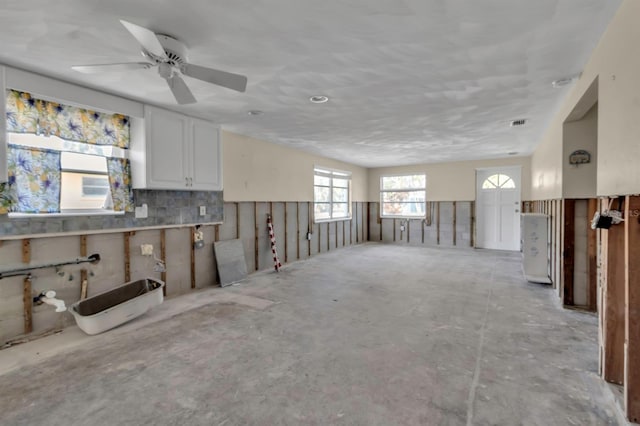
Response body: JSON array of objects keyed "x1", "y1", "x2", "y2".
[{"x1": 0, "y1": 201, "x2": 368, "y2": 344}]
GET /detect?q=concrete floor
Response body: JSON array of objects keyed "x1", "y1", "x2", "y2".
[{"x1": 0, "y1": 244, "x2": 621, "y2": 425}]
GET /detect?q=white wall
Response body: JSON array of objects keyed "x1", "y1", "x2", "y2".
[
  {"x1": 532, "y1": 0, "x2": 640, "y2": 198},
  {"x1": 222, "y1": 131, "x2": 368, "y2": 202},
  {"x1": 368, "y1": 157, "x2": 531, "y2": 202},
  {"x1": 563, "y1": 104, "x2": 598, "y2": 199}
]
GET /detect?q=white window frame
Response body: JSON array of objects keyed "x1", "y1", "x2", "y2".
[
  {"x1": 380, "y1": 173, "x2": 427, "y2": 218},
  {"x1": 314, "y1": 166, "x2": 352, "y2": 222}
]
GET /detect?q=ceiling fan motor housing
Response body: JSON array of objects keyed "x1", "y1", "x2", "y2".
[{"x1": 144, "y1": 34, "x2": 189, "y2": 66}]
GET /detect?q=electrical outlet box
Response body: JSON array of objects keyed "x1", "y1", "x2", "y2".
[
  {"x1": 199, "y1": 206, "x2": 206, "y2": 216},
  {"x1": 307, "y1": 232, "x2": 312, "y2": 240},
  {"x1": 141, "y1": 244, "x2": 153, "y2": 256},
  {"x1": 400, "y1": 225, "x2": 405, "y2": 232}
]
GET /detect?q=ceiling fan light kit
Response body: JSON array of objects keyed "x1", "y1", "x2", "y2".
[{"x1": 71, "y1": 19, "x2": 248, "y2": 105}]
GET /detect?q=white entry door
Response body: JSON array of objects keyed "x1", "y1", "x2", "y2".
[{"x1": 476, "y1": 167, "x2": 521, "y2": 251}]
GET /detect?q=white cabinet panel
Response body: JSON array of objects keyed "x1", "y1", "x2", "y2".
[
  {"x1": 145, "y1": 107, "x2": 188, "y2": 189},
  {"x1": 132, "y1": 106, "x2": 222, "y2": 191},
  {"x1": 190, "y1": 118, "x2": 222, "y2": 191}
]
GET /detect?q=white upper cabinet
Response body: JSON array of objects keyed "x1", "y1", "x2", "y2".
[{"x1": 131, "y1": 105, "x2": 222, "y2": 191}]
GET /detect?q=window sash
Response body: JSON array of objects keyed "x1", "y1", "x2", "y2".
[
  {"x1": 380, "y1": 174, "x2": 426, "y2": 218},
  {"x1": 314, "y1": 167, "x2": 351, "y2": 221}
]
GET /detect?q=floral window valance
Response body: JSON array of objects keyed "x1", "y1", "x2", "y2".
[{"x1": 6, "y1": 90, "x2": 130, "y2": 149}]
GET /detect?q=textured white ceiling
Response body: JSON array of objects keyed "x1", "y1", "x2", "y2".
[{"x1": 0, "y1": 0, "x2": 622, "y2": 167}]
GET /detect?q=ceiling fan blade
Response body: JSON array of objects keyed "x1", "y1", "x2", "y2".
[
  {"x1": 120, "y1": 19, "x2": 168, "y2": 60},
  {"x1": 181, "y1": 63, "x2": 247, "y2": 92},
  {"x1": 72, "y1": 62, "x2": 152, "y2": 74},
  {"x1": 166, "y1": 74, "x2": 197, "y2": 104}
]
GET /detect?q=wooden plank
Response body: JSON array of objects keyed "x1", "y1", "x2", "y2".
[
  {"x1": 603, "y1": 199, "x2": 626, "y2": 385},
  {"x1": 587, "y1": 198, "x2": 598, "y2": 312},
  {"x1": 160, "y1": 229, "x2": 167, "y2": 296},
  {"x1": 625, "y1": 195, "x2": 640, "y2": 422},
  {"x1": 80, "y1": 234, "x2": 88, "y2": 299},
  {"x1": 214, "y1": 224, "x2": 220, "y2": 242},
  {"x1": 124, "y1": 232, "x2": 131, "y2": 282},
  {"x1": 453, "y1": 201, "x2": 457, "y2": 246},
  {"x1": 436, "y1": 202, "x2": 441, "y2": 245},
  {"x1": 22, "y1": 239, "x2": 32, "y2": 335},
  {"x1": 284, "y1": 203, "x2": 288, "y2": 263},
  {"x1": 367, "y1": 202, "x2": 371, "y2": 241},
  {"x1": 190, "y1": 228, "x2": 196, "y2": 289},
  {"x1": 23, "y1": 276, "x2": 33, "y2": 334},
  {"x1": 393, "y1": 219, "x2": 397, "y2": 242},
  {"x1": 407, "y1": 220, "x2": 410, "y2": 243},
  {"x1": 308, "y1": 202, "x2": 312, "y2": 257},
  {"x1": 296, "y1": 202, "x2": 301, "y2": 260},
  {"x1": 236, "y1": 202, "x2": 240, "y2": 239},
  {"x1": 470, "y1": 201, "x2": 475, "y2": 248},
  {"x1": 355, "y1": 203, "x2": 359, "y2": 244},
  {"x1": 563, "y1": 199, "x2": 575, "y2": 306},
  {"x1": 342, "y1": 220, "x2": 345, "y2": 247},
  {"x1": 254, "y1": 202, "x2": 259, "y2": 271}
]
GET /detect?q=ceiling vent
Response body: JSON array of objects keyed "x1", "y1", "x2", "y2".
[{"x1": 510, "y1": 119, "x2": 527, "y2": 127}]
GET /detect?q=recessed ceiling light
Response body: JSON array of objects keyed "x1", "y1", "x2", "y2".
[
  {"x1": 247, "y1": 110, "x2": 264, "y2": 116},
  {"x1": 310, "y1": 95, "x2": 329, "y2": 104}
]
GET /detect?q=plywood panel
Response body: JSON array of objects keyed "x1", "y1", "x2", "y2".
[
  {"x1": 220, "y1": 203, "x2": 238, "y2": 241},
  {"x1": 165, "y1": 228, "x2": 191, "y2": 297}
]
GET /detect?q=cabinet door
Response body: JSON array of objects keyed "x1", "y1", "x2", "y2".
[
  {"x1": 189, "y1": 118, "x2": 222, "y2": 191},
  {"x1": 145, "y1": 107, "x2": 189, "y2": 189}
]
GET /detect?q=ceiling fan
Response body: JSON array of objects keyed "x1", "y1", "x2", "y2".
[{"x1": 72, "y1": 20, "x2": 248, "y2": 104}]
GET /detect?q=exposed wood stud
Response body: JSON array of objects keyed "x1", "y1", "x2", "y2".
[
  {"x1": 625, "y1": 195, "x2": 640, "y2": 422},
  {"x1": 355, "y1": 203, "x2": 359, "y2": 244},
  {"x1": 393, "y1": 219, "x2": 397, "y2": 242},
  {"x1": 124, "y1": 232, "x2": 131, "y2": 282},
  {"x1": 80, "y1": 235, "x2": 88, "y2": 300},
  {"x1": 284, "y1": 203, "x2": 288, "y2": 263},
  {"x1": 453, "y1": 201, "x2": 457, "y2": 246},
  {"x1": 588, "y1": 198, "x2": 598, "y2": 312},
  {"x1": 308, "y1": 202, "x2": 312, "y2": 257},
  {"x1": 471, "y1": 201, "x2": 476, "y2": 247},
  {"x1": 22, "y1": 240, "x2": 32, "y2": 334},
  {"x1": 379, "y1": 205, "x2": 382, "y2": 241},
  {"x1": 254, "y1": 202, "x2": 259, "y2": 271},
  {"x1": 236, "y1": 202, "x2": 240, "y2": 239},
  {"x1": 214, "y1": 224, "x2": 220, "y2": 242},
  {"x1": 422, "y1": 217, "x2": 425, "y2": 244},
  {"x1": 160, "y1": 229, "x2": 167, "y2": 296},
  {"x1": 328, "y1": 221, "x2": 331, "y2": 251},
  {"x1": 296, "y1": 202, "x2": 301, "y2": 260},
  {"x1": 23, "y1": 276, "x2": 32, "y2": 334},
  {"x1": 407, "y1": 220, "x2": 410, "y2": 243},
  {"x1": 603, "y1": 197, "x2": 626, "y2": 385},
  {"x1": 366, "y1": 203, "x2": 371, "y2": 241},
  {"x1": 563, "y1": 199, "x2": 575, "y2": 306},
  {"x1": 190, "y1": 227, "x2": 196, "y2": 289},
  {"x1": 436, "y1": 202, "x2": 441, "y2": 245},
  {"x1": 342, "y1": 220, "x2": 345, "y2": 247}
]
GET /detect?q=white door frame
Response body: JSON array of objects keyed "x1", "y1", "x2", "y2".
[{"x1": 475, "y1": 166, "x2": 522, "y2": 251}]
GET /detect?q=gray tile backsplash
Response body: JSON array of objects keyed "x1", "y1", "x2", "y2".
[{"x1": 0, "y1": 190, "x2": 223, "y2": 237}]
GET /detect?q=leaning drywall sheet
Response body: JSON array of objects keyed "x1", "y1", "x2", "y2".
[{"x1": 213, "y1": 239, "x2": 248, "y2": 287}]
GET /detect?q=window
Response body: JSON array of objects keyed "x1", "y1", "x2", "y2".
[
  {"x1": 8, "y1": 133, "x2": 125, "y2": 213},
  {"x1": 481, "y1": 174, "x2": 515, "y2": 189},
  {"x1": 380, "y1": 174, "x2": 426, "y2": 217},
  {"x1": 1, "y1": 89, "x2": 133, "y2": 215},
  {"x1": 314, "y1": 167, "x2": 351, "y2": 221}
]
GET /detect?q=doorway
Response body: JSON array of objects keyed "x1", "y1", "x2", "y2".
[{"x1": 476, "y1": 166, "x2": 521, "y2": 251}]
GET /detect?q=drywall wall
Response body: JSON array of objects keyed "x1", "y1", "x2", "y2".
[
  {"x1": 222, "y1": 131, "x2": 368, "y2": 202},
  {"x1": 563, "y1": 104, "x2": 598, "y2": 199},
  {"x1": 367, "y1": 157, "x2": 531, "y2": 202},
  {"x1": 531, "y1": 0, "x2": 640, "y2": 198}
]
